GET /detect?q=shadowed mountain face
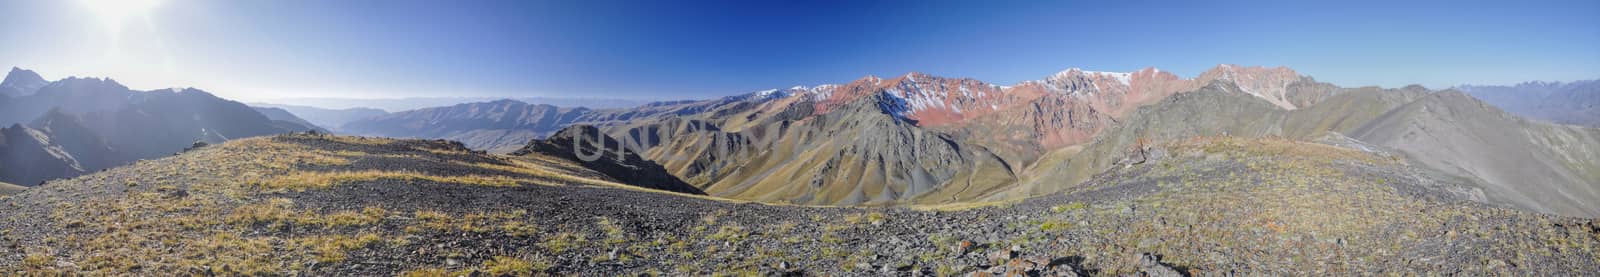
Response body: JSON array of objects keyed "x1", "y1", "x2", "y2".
[
  {"x1": 512, "y1": 125, "x2": 705, "y2": 195},
  {"x1": 1459, "y1": 80, "x2": 1600, "y2": 127},
  {"x1": 0, "y1": 69, "x2": 309, "y2": 185},
  {"x1": 0, "y1": 124, "x2": 86, "y2": 186},
  {"x1": 27, "y1": 110, "x2": 119, "y2": 171}
]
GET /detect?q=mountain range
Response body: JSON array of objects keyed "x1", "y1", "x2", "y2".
[
  {"x1": 2, "y1": 64, "x2": 1598, "y2": 275},
  {"x1": 330, "y1": 64, "x2": 1600, "y2": 217},
  {"x1": 253, "y1": 96, "x2": 652, "y2": 113},
  {"x1": 249, "y1": 103, "x2": 386, "y2": 131},
  {"x1": 10, "y1": 64, "x2": 1590, "y2": 213},
  {"x1": 0, "y1": 68, "x2": 320, "y2": 185},
  {"x1": 1457, "y1": 80, "x2": 1600, "y2": 127}
]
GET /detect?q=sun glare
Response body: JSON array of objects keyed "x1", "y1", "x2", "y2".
[{"x1": 79, "y1": 0, "x2": 162, "y2": 32}]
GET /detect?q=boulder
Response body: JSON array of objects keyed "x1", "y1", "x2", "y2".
[{"x1": 1138, "y1": 253, "x2": 1184, "y2": 277}]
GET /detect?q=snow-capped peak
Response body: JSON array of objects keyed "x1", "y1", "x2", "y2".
[
  {"x1": 754, "y1": 88, "x2": 782, "y2": 98},
  {"x1": 1083, "y1": 70, "x2": 1132, "y2": 86},
  {"x1": 1050, "y1": 68, "x2": 1133, "y2": 84}
]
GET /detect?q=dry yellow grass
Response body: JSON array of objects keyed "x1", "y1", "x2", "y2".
[
  {"x1": 0, "y1": 181, "x2": 26, "y2": 196},
  {"x1": 297, "y1": 233, "x2": 385, "y2": 263},
  {"x1": 451, "y1": 159, "x2": 615, "y2": 187},
  {"x1": 322, "y1": 135, "x2": 399, "y2": 146},
  {"x1": 256, "y1": 170, "x2": 532, "y2": 191}
]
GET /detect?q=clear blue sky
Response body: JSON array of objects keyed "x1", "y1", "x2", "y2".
[{"x1": 0, "y1": 0, "x2": 1595, "y2": 101}]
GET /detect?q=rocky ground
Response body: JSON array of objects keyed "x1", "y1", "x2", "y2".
[{"x1": 0, "y1": 134, "x2": 1596, "y2": 276}]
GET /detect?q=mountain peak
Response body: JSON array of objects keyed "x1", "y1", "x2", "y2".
[
  {"x1": 55, "y1": 76, "x2": 125, "y2": 88},
  {"x1": 1204, "y1": 64, "x2": 1298, "y2": 77},
  {"x1": 6, "y1": 67, "x2": 38, "y2": 77},
  {"x1": 1513, "y1": 80, "x2": 1562, "y2": 88},
  {"x1": 1049, "y1": 68, "x2": 1134, "y2": 87},
  {"x1": 1196, "y1": 64, "x2": 1306, "y2": 109},
  {"x1": 893, "y1": 72, "x2": 939, "y2": 84},
  {"x1": 1, "y1": 67, "x2": 49, "y2": 97},
  {"x1": 857, "y1": 74, "x2": 884, "y2": 84}
]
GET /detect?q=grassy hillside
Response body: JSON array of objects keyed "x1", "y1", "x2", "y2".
[
  {"x1": 0, "y1": 134, "x2": 1594, "y2": 275},
  {"x1": 0, "y1": 182, "x2": 22, "y2": 196}
]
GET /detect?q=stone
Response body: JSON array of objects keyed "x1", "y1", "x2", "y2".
[
  {"x1": 1041, "y1": 263, "x2": 1081, "y2": 277},
  {"x1": 956, "y1": 240, "x2": 975, "y2": 255},
  {"x1": 1138, "y1": 253, "x2": 1184, "y2": 277},
  {"x1": 987, "y1": 248, "x2": 1016, "y2": 264}
]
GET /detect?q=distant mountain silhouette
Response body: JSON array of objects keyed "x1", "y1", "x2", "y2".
[
  {"x1": 342, "y1": 100, "x2": 612, "y2": 153},
  {"x1": 252, "y1": 106, "x2": 330, "y2": 133},
  {"x1": 1458, "y1": 80, "x2": 1600, "y2": 127},
  {"x1": 249, "y1": 103, "x2": 388, "y2": 131},
  {"x1": 0, "y1": 67, "x2": 48, "y2": 97},
  {"x1": 256, "y1": 96, "x2": 651, "y2": 113},
  {"x1": 0, "y1": 68, "x2": 307, "y2": 185}
]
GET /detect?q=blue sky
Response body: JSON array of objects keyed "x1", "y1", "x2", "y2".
[{"x1": 0, "y1": 0, "x2": 1595, "y2": 101}]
